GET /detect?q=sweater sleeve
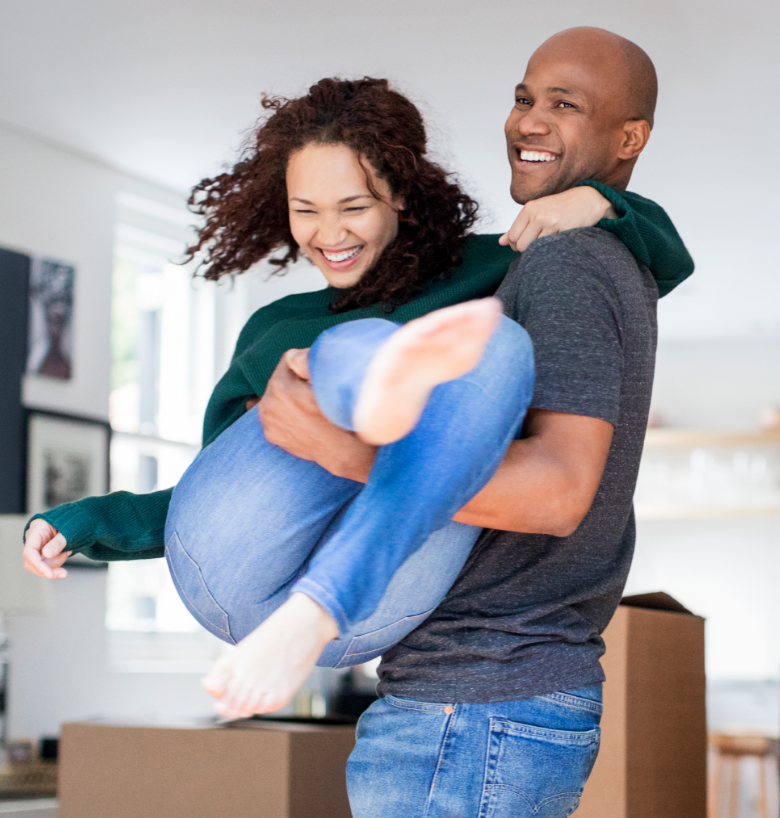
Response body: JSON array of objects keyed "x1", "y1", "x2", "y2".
[
  {"x1": 27, "y1": 488, "x2": 172, "y2": 562},
  {"x1": 576, "y1": 180, "x2": 694, "y2": 297}
]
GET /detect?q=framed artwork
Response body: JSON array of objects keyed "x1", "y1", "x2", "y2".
[
  {"x1": 26, "y1": 410, "x2": 110, "y2": 515},
  {"x1": 26, "y1": 257, "x2": 75, "y2": 381}
]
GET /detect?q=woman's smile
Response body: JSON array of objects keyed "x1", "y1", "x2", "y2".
[{"x1": 320, "y1": 245, "x2": 364, "y2": 269}]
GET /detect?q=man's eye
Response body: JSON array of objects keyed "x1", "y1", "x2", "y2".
[
  {"x1": 556, "y1": 101, "x2": 575, "y2": 109},
  {"x1": 515, "y1": 97, "x2": 531, "y2": 106}
]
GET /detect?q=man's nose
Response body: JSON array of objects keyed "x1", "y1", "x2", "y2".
[{"x1": 514, "y1": 109, "x2": 552, "y2": 137}]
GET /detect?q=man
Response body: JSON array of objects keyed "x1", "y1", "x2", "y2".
[{"x1": 258, "y1": 26, "x2": 674, "y2": 817}]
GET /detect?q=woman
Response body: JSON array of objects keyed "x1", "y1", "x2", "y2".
[{"x1": 23, "y1": 77, "x2": 692, "y2": 717}]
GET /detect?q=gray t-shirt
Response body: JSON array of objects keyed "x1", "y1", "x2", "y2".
[{"x1": 377, "y1": 227, "x2": 658, "y2": 703}]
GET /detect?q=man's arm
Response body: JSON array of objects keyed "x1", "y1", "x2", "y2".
[
  {"x1": 452, "y1": 409, "x2": 612, "y2": 536},
  {"x1": 257, "y1": 357, "x2": 613, "y2": 537}
]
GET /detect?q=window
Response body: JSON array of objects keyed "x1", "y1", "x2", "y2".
[
  {"x1": 106, "y1": 191, "x2": 325, "y2": 671},
  {"x1": 107, "y1": 192, "x2": 222, "y2": 670}
]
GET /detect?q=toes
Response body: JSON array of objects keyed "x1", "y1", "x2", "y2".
[{"x1": 202, "y1": 655, "x2": 234, "y2": 698}]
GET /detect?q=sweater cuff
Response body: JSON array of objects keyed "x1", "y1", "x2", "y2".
[
  {"x1": 26, "y1": 503, "x2": 96, "y2": 554},
  {"x1": 575, "y1": 180, "x2": 651, "y2": 268}
]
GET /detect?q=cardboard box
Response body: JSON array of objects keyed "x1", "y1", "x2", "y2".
[
  {"x1": 58, "y1": 718, "x2": 356, "y2": 818},
  {"x1": 575, "y1": 592, "x2": 707, "y2": 818}
]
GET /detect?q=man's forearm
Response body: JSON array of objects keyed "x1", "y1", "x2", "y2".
[
  {"x1": 314, "y1": 430, "x2": 608, "y2": 536},
  {"x1": 451, "y1": 438, "x2": 591, "y2": 535}
]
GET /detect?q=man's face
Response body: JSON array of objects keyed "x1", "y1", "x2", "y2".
[{"x1": 505, "y1": 48, "x2": 627, "y2": 203}]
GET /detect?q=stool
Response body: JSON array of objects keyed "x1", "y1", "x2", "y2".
[{"x1": 708, "y1": 733, "x2": 778, "y2": 818}]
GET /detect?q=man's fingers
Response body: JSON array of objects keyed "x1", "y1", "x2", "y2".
[{"x1": 285, "y1": 349, "x2": 311, "y2": 381}]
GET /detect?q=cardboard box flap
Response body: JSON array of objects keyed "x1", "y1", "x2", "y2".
[{"x1": 620, "y1": 591, "x2": 694, "y2": 615}]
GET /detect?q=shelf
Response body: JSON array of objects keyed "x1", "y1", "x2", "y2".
[
  {"x1": 644, "y1": 429, "x2": 780, "y2": 449},
  {"x1": 635, "y1": 504, "x2": 780, "y2": 521}
]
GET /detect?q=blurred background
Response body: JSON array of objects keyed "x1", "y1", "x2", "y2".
[{"x1": 0, "y1": 0, "x2": 778, "y2": 814}]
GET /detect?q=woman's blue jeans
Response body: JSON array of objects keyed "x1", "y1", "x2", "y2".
[{"x1": 165, "y1": 315, "x2": 534, "y2": 668}]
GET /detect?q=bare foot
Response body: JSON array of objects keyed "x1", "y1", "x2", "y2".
[
  {"x1": 353, "y1": 298, "x2": 503, "y2": 445},
  {"x1": 202, "y1": 593, "x2": 338, "y2": 719}
]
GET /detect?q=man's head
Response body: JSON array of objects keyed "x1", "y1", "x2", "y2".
[{"x1": 505, "y1": 27, "x2": 657, "y2": 203}]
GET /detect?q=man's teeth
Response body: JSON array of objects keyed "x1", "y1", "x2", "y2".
[
  {"x1": 519, "y1": 150, "x2": 557, "y2": 163},
  {"x1": 323, "y1": 246, "x2": 362, "y2": 263}
]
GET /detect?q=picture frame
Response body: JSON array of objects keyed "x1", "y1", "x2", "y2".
[{"x1": 25, "y1": 409, "x2": 111, "y2": 569}]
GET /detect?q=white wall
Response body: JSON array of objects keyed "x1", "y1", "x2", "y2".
[
  {"x1": 0, "y1": 125, "x2": 224, "y2": 738},
  {"x1": 0, "y1": 124, "x2": 185, "y2": 420}
]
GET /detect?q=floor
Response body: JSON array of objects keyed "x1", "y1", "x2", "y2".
[{"x1": 0, "y1": 801, "x2": 57, "y2": 818}]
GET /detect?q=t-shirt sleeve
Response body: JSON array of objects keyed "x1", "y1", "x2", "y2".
[{"x1": 504, "y1": 234, "x2": 624, "y2": 425}]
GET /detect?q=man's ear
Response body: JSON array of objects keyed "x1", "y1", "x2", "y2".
[{"x1": 617, "y1": 119, "x2": 651, "y2": 160}]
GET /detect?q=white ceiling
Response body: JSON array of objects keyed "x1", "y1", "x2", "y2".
[
  {"x1": 2, "y1": 0, "x2": 780, "y2": 338},
  {"x1": 0, "y1": 0, "x2": 747, "y2": 197}
]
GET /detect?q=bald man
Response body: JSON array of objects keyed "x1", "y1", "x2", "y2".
[{"x1": 263, "y1": 27, "x2": 671, "y2": 818}]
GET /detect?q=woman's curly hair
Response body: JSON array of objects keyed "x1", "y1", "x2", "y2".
[{"x1": 185, "y1": 77, "x2": 479, "y2": 312}]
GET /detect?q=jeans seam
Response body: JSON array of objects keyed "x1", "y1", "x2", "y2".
[
  {"x1": 166, "y1": 533, "x2": 233, "y2": 641},
  {"x1": 422, "y1": 706, "x2": 456, "y2": 818},
  {"x1": 493, "y1": 720, "x2": 600, "y2": 745},
  {"x1": 383, "y1": 695, "x2": 452, "y2": 714},
  {"x1": 537, "y1": 692, "x2": 604, "y2": 716}
]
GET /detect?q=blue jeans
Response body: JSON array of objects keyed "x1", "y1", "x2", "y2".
[
  {"x1": 347, "y1": 686, "x2": 603, "y2": 818},
  {"x1": 165, "y1": 315, "x2": 534, "y2": 667}
]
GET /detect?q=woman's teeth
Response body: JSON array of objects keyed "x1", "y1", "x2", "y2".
[
  {"x1": 519, "y1": 150, "x2": 557, "y2": 162},
  {"x1": 323, "y1": 246, "x2": 362, "y2": 263}
]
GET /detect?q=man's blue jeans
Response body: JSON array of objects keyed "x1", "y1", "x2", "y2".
[
  {"x1": 347, "y1": 686, "x2": 603, "y2": 818},
  {"x1": 165, "y1": 315, "x2": 534, "y2": 667}
]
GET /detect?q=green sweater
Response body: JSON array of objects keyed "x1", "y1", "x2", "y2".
[{"x1": 34, "y1": 182, "x2": 693, "y2": 562}]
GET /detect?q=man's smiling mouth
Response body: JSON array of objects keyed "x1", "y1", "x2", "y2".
[
  {"x1": 517, "y1": 149, "x2": 558, "y2": 163},
  {"x1": 322, "y1": 246, "x2": 363, "y2": 263}
]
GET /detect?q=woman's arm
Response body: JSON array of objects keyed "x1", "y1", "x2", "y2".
[
  {"x1": 23, "y1": 489, "x2": 171, "y2": 577},
  {"x1": 499, "y1": 182, "x2": 694, "y2": 297},
  {"x1": 577, "y1": 181, "x2": 694, "y2": 296}
]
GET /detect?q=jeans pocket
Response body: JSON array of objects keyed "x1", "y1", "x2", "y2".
[
  {"x1": 165, "y1": 531, "x2": 233, "y2": 642},
  {"x1": 478, "y1": 718, "x2": 600, "y2": 818}
]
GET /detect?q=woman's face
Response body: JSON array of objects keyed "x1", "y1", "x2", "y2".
[{"x1": 286, "y1": 143, "x2": 404, "y2": 289}]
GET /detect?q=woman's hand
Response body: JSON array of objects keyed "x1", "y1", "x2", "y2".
[
  {"x1": 23, "y1": 519, "x2": 72, "y2": 579},
  {"x1": 499, "y1": 186, "x2": 618, "y2": 253}
]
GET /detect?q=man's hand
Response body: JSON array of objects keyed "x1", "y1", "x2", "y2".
[
  {"x1": 23, "y1": 519, "x2": 72, "y2": 579},
  {"x1": 499, "y1": 186, "x2": 618, "y2": 253},
  {"x1": 258, "y1": 350, "x2": 377, "y2": 482}
]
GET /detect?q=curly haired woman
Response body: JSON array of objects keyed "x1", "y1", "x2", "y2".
[{"x1": 24, "y1": 76, "x2": 689, "y2": 724}]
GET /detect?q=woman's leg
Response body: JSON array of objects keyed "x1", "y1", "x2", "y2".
[
  {"x1": 172, "y1": 304, "x2": 532, "y2": 690},
  {"x1": 202, "y1": 303, "x2": 534, "y2": 714},
  {"x1": 296, "y1": 309, "x2": 534, "y2": 636},
  {"x1": 165, "y1": 409, "x2": 364, "y2": 643}
]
